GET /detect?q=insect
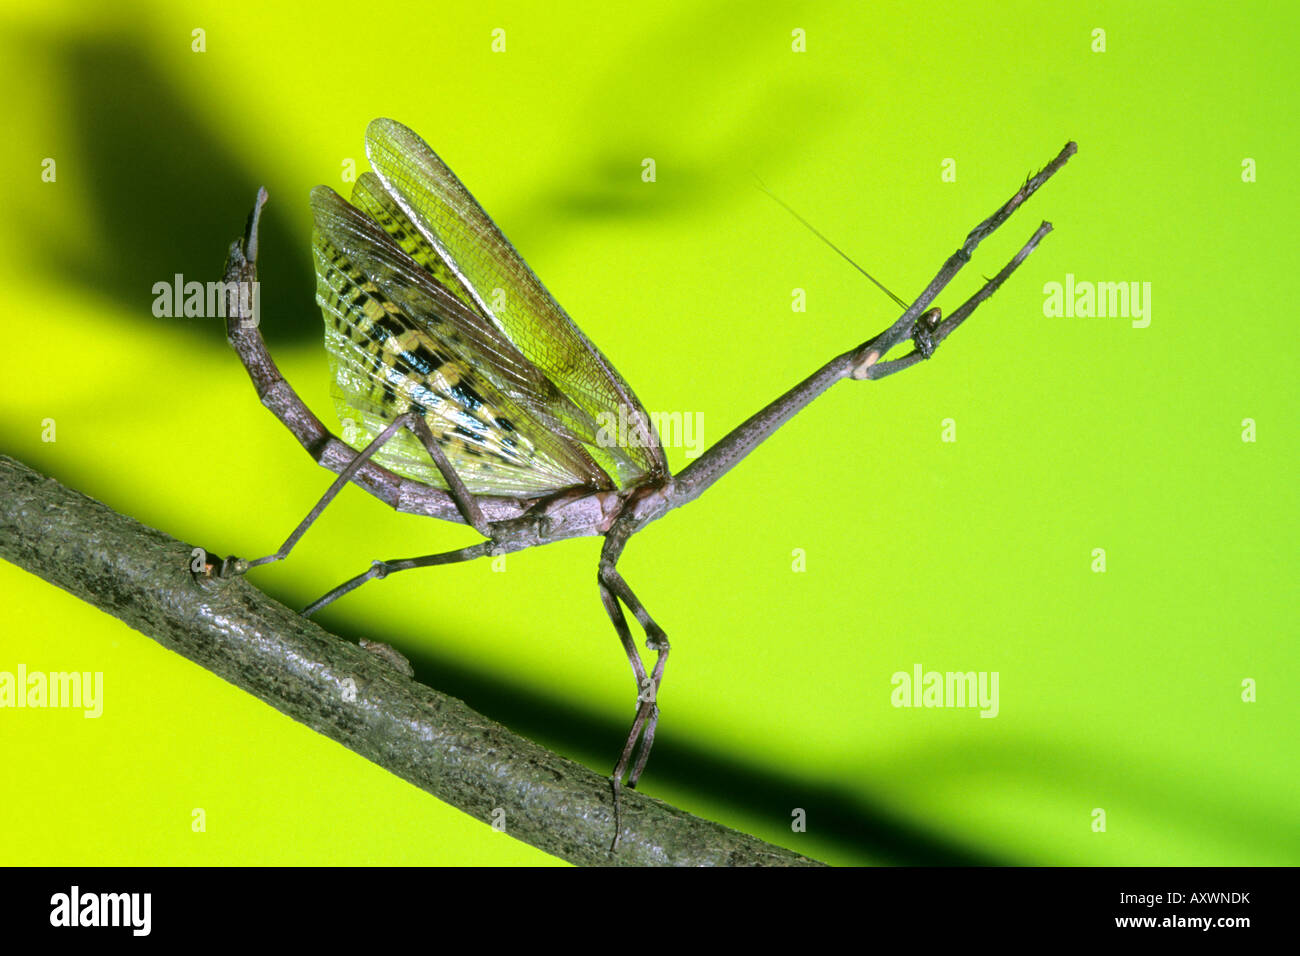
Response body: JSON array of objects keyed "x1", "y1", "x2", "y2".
[{"x1": 219, "y1": 119, "x2": 1075, "y2": 849}]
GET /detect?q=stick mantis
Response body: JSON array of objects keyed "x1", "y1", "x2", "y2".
[{"x1": 217, "y1": 121, "x2": 1076, "y2": 848}]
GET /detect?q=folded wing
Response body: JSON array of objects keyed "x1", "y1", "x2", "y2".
[
  {"x1": 312, "y1": 185, "x2": 615, "y2": 496},
  {"x1": 363, "y1": 117, "x2": 668, "y2": 488}
]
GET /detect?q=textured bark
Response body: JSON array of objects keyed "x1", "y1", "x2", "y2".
[{"x1": 0, "y1": 454, "x2": 821, "y2": 867}]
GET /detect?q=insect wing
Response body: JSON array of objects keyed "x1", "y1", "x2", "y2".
[
  {"x1": 348, "y1": 170, "x2": 480, "y2": 315},
  {"x1": 364, "y1": 118, "x2": 668, "y2": 488},
  {"x1": 312, "y1": 185, "x2": 614, "y2": 496}
]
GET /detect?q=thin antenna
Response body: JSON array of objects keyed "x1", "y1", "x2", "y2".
[{"x1": 754, "y1": 176, "x2": 909, "y2": 311}]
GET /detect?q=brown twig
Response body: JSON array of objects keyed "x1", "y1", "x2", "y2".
[{"x1": 0, "y1": 453, "x2": 822, "y2": 867}]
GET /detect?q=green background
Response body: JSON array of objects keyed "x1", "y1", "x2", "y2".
[{"x1": 1, "y1": 0, "x2": 1295, "y2": 866}]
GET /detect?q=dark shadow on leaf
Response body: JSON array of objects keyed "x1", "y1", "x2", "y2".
[
  {"x1": 314, "y1": 609, "x2": 1013, "y2": 866},
  {"x1": 26, "y1": 27, "x2": 316, "y2": 347}
]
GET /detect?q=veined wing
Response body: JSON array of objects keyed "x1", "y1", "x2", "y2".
[
  {"x1": 312, "y1": 185, "x2": 614, "y2": 497},
  {"x1": 364, "y1": 117, "x2": 668, "y2": 489},
  {"x1": 348, "y1": 170, "x2": 479, "y2": 314}
]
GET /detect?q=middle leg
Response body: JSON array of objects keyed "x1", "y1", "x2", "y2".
[
  {"x1": 302, "y1": 540, "x2": 493, "y2": 617},
  {"x1": 597, "y1": 532, "x2": 671, "y2": 850},
  {"x1": 224, "y1": 409, "x2": 492, "y2": 578}
]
